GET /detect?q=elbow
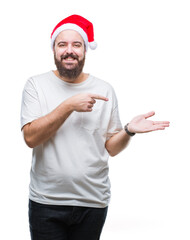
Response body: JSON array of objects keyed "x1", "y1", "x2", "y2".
[
  {"x1": 105, "y1": 144, "x2": 118, "y2": 157},
  {"x1": 22, "y1": 124, "x2": 37, "y2": 148},
  {"x1": 22, "y1": 131, "x2": 36, "y2": 148},
  {"x1": 109, "y1": 151, "x2": 118, "y2": 157},
  {"x1": 108, "y1": 149, "x2": 119, "y2": 157},
  {"x1": 107, "y1": 147, "x2": 123, "y2": 157},
  {"x1": 24, "y1": 136, "x2": 36, "y2": 148}
]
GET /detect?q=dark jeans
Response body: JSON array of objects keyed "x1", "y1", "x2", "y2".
[{"x1": 29, "y1": 200, "x2": 108, "y2": 240}]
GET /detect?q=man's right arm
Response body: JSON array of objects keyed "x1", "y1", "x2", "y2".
[
  {"x1": 22, "y1": 100, "x2": 73, "y2": 148},
  {"x1": 22, "y1": 93, "x2": 108, "y2": 148}
]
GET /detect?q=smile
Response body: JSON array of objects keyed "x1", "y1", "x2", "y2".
[
  {"x1": 62, "y1": 58, "x2": 77, "y2": 64},
  {"x1": 65, "y1": 57, "x2": 76, "y2": 61}
]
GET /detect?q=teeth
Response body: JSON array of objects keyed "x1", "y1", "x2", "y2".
[{"x1": 65, "y1": 58, "x2": 75, "y2": 61}]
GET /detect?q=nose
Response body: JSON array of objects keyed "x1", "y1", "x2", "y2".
[{"x1": 66, "y1": 44, "x2": 73, "y2": 54}]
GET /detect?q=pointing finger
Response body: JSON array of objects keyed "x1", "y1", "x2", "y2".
[{"x1": 90, "y1": 94, "x2": 109, "y2": 101}]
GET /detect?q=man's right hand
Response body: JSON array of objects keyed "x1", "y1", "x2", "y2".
[{"x1": 66, "y1": 93, "x2": 109, "y2": 112}]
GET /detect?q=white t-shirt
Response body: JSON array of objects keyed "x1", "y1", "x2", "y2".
[{"x1": 21, "y1": 71, "x2": 123, "y2": 208}]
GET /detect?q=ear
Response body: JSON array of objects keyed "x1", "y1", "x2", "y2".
[
  {"x1": 52, "y1": 40, "x2": 56, "y2": 52},
  {"x1": 84, "y1": 45, "x2": 87, "y2": 54},
  {"x1": 53, "y1": 44, "x2": 56, "y2": 54}
]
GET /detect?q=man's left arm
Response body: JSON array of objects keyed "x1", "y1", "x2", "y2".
[{"x1": 105, "y1": 111, "x2": 170, "y2": 157}]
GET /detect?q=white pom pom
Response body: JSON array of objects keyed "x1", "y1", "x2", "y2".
[{"x1": 89, "y1": 41, "x2": 97, "y2": 50}]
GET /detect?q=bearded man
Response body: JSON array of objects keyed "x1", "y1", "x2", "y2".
[{"x1": 21, "y1": 15, "x2": 169, "y2": 240}]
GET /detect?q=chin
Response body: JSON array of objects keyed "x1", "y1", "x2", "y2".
[{"x1": 62, "y1": 63, "x2": 78, "y2": 70}]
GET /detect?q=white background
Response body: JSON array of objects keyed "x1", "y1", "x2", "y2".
[{"x1": 0, "y1": 0, "x2": 190, "y2": 239}]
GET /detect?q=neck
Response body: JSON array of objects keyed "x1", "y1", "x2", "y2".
[{"x1": 53, "y1": 70, "x2": 89, "y2": 84}]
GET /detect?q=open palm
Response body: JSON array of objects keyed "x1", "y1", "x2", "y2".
[{"x1": 128, "y1": 111, "x2": 170, "y2": 133}]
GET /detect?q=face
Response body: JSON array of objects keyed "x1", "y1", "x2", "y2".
[{"x1": 53, "y1": 30, "x2": 86, "y2": 79}]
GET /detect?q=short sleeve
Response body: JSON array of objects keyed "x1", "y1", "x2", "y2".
[
  {"x1": 106, "y1": 105, "x2": 123, "y2": 140},
  {"x1": 106, "y1": 85, "x2": 123, "y2": 140},
  {"x1": 20, "y1": 78, "x2": 42, "y2": 129}
]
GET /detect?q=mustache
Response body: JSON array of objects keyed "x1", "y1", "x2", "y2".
[{"x1": 61, "y1": 53, "x2": 79, "y2": 61}]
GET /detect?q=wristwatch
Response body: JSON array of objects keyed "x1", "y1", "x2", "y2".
[{"x1": 124, "y1": 123, "x2": 136, "y2": 136}]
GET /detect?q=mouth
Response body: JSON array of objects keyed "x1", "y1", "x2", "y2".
[
  {"x1": 61, "y1": 54, "x2": 78, "y2": 62},
  {"x1": 63, "y1": 57, "x2": 77, "y2": 61},
  {"x1": 62, "y1": 58, "x2": 78, "y2": 66}
]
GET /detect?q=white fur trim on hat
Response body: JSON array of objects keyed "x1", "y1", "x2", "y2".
[
  {"x1": 51, "y1": 23, "x2": 88, "y2": 50},
  {"x1": 89, "y1": 41, "x2": 97, "y2": 50}
]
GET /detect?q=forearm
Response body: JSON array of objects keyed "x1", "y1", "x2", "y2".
[
  {"x1": 105, "y1": 129, "x2": 131, "y2": 157},
  {"x1": 22, "y1": 100, "x2": 73, "y2": 148}
]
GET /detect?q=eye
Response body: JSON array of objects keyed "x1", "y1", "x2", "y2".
[
  {"x1": 73, "y1": 42, "x2": 82, "y2": 48},
  {"x1": 58, "y1": 42, "x2": 66, "y2": 47}
]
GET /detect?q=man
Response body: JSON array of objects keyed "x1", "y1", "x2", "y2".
[{"x1": 21, "y1": 15, "x2": 170, "y2": 240}]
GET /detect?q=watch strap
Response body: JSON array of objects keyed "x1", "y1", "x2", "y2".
[{"x1": 124, "y1": 123, "x2": 136, "y2": 136}]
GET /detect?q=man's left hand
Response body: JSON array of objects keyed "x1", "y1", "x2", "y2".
[{"x1": 127, "y1": 111, "x2": 170, "y2": 134}]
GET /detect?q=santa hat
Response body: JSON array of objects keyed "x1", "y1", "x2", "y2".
[{"x1": 51, "y1": 14, "x2": 97, "y2": 51}]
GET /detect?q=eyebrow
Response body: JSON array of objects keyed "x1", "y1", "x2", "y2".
[
  {"x1": 74, "y1": 41, "x2": 83, "y2": 45},
  {"x1": 57, "y1": 41, "x2": 83, "y2": 45}
]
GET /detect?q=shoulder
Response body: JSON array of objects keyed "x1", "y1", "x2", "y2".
[
  {"x1": 90, "y1": 75, "x2": 119, "y2": 106},
  {"x1": 90, "y1": 75, "x2": 115, "y2": 92},
  {"x1": 30, "y1": 71, "x2": 52, "y2": 83},
  {"x1": 24, "y1": 71, "x2": 52, "y2": 89}
]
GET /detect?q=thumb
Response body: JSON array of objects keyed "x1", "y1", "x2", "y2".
[{"x1": 143, "y1": 111, "x2": 155, "y2": 119}]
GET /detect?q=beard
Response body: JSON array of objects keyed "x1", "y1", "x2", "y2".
[{"x1": 54, "y1": 53, "x2": 85, "y2": 80}]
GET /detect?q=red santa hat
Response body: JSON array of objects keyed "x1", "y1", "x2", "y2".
[{"x1": 51, "y1": 14, "x2": 97, "y2": 51}]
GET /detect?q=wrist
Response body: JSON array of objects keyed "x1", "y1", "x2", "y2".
[
  {"x1": 63, "y1": 99, "x2": 74, "y2": 113},
  {"x1": 124, "y1": 123, "x2": 136, "y2": 137}
]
